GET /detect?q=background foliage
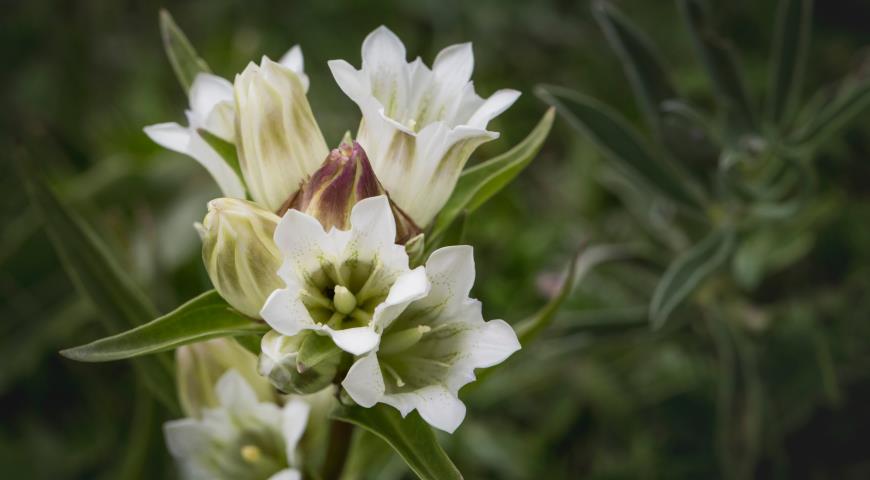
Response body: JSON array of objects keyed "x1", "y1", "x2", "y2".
[{"x1": 3, "y1": 0, "x2": 870, "y2": 478}]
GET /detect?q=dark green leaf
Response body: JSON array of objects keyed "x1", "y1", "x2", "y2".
[
  {"x1": 650, "y1": 228, "x2": 736, "y2": 329},
  {"x1": 593, "y1": 1, "x2": 678, "y2": 134},
  {"x1": 431, "y1": 108, "x2": 554, "y2": 241},
  {"x1": 331, "y1": 404, "x2": 463, "y2": 480},
  {"x1": 536, "y1": 85, "x2": 703, "y2": 211},
  {"x1": 159, "y1": 9, "x2": 211, "y2": 92},
  {"x1": 60, "y1": 290, "x2": 268, "y2": 362},
  {"x1": 19, "y1": 159, "x2": 178, "y2": 412},
  {"x1": 766, "y1": 0, "x2": 813, "y2": 127},
  {"x1": 679, "y1": 0, "x2": 756, "y2": 133},
  {"x1": 790, "y1": 76, "x2": 870, "y2": 146}
]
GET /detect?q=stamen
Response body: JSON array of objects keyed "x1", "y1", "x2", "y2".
[
  {"x1": 382, "y1": 364, "x2": 406, "y2": 388},
  {"x1": 350, "y1": 309, "x2": 372, "y2": 324},
  {"x1": 354, "y1": 261, "x2": 383, "y2": 303},
  {"x1": 380, "y1": 325, "x2": 431, "y2": 355},
  {"x1": 300, "y1": 288, "x2": 332, "y2": 309}
]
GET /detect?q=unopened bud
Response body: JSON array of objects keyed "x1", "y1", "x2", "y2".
[
  {"x1": 200, "y1": 198, "x2": 283, "y2": 318},
  {"x1": 284, "y1": 141, "x2": 421, "y2": 243},
  {"x1": 258, "y1": 330, "x2": 342, "y2": 394},
  {"x1": 176, "y1": 338, "x2": 273, "y2": 418},
  {"x1": 234, "y1": 57, "x2": 328, "y2": 211}
]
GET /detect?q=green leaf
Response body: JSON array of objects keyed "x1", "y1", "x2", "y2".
[
  {"x1": 536, "y1": 85, "x2": 703, "y2": 212},
  {"x1": 426, "y1": 212, "x2": 467, "y2": 258},
  {"x1": 19, "y1": 160, "x2": 178, "y2": 412},
  {"x1": 650, "y1": 228, "x2": 736, "y2": 329},
  {"x1": 790, "y1": 76, "x2": 870, "y2": 146},
  {"x1": 592, "y1": 1, "x2": 678, "y2": 134},
  {"x1": 159, "y1": 9, "x2": 211, "y2": 91},
  {"x1": 60, "y1": 290, "x2": 268, "y2": 362},
  {"x1": 431, "y1": 108, "x2": 554, "y2": 242},
  {"x1": 766, "y1": 0, "x2": 813, "y2": 127},
  {"x1": 331, "y1": 404, "x2": 463, "y2": 480},
  {"x1": 515, "y1": 244, "x2": 628, "y2": 345},
  {"x1": 678, "y1": 0, "x2": 756, "y2": 133}
]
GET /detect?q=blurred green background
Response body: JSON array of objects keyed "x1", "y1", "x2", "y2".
[{"x1": 3, "y1": 0, "x2": 870, "y2": 478}]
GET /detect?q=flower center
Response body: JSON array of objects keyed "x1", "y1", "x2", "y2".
[
  {"x1": 240, "y1": 444, "x2": 262, "y2": 463},
  {"x1": 299, "y1": 260, "x2": 392, "y2": 331}
]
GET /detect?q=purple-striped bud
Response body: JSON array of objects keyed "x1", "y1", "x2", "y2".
[{"x1": 283, "y1": 141, "x2": 420, "y2": 243}]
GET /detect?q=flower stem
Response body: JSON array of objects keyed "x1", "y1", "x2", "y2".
[{"x1": 322, "y1": 419, "x2": 354, "y2": 480}]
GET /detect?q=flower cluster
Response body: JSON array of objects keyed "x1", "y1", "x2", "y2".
[{"x1": 150, "y1": 24, "x2": 523, "y2": 477}]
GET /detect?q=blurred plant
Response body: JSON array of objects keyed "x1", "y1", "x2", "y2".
[{"x1": 537, "y1": 0, "x2": 870, "y2": 478}]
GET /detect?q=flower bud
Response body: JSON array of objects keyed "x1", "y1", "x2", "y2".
[
  {"x1": 176, "y1": 338, "x2": 274, "y2": 418},
  {"x1": 234, "y1": 57, "x2": 329, "y2": 211},
  {"x1": 284, "y1": 141, "x2": 421, "y2": 243},
  {"x1": 200, "y1": 198, "x2": 283, "y2": 318},
  {"x1": 258, "y1": 330, "x2": 342, "y2": 395}
]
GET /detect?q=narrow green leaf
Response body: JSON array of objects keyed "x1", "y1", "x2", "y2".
[
  {"x1": 61, "y1": 290, "x2": 268, "y2": 362},
  {"x1": 515, "y1": 244, "x2": 628, "y2": 345},
  {"x1": 159, "y1": 9, "x2": 211, "y2": 91},
  {"x1": 650, "y1": 228, "x2": 736, "y2": 329},
  {"x1": 678, "y1": 0, "x2": 756, "y2": 133},
  {"x1": 766, "y1": 0, "x2": 813, "y2": 127},
  {"x1": 427, "y1": 212, "x2": 467, "y2": 257},
  {"x1": 536, "y1": 85, "x2": 703, "y2": 211},
  {"x1": 593, "y1": 1, "x2": 678, "y2": 134},
  {"x1": 431, "y1": 108, "x2": 554, "y2": 241},
  {"x1": 19, "y1": 161, "x2": 179, "y2": 412},
  {"x1": 790, "y1": 76, "x2": 870, "y2": 146},
  {"x1": 331, "y1": 404, "x2": 463, "y2": 480}
]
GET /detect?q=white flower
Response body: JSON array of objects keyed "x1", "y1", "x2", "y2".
[
  {"x1": 164, "y1": 370, "x2": 310, "y2": 480},
  {"x1": 328, "y1": 26, "x2": 521, "y2": 227},
  {"x1": 234, "y1": 56, "x2": 328, "y2": 212},
  {"x1": 260, "y1": 195, "x2": 430, "y2": 356},
  {"x1": 340, "y1": 245, "x2": 520, "y2": 433},
  {"x1": 144, "y1": 46, "x2": 310, "y2": 202}
]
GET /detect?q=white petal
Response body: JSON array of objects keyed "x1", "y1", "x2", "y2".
[
  {"x1": 341, "y1": 353, "x2": 385, "y2": 408},
  {"x1": 344, "y1": 196, "x2": 412, "y2": 277},
  {"x1": 187, "y1": 131, "x2": 247, "y2": 198},
  {"x1": 432, "y1": 43, "x2": 474, "y2": 88},
  {"x1": 214, "y1": 370, "x2": 259, "y2": 411},
  {"x1": 274, "y1": 209, "x2": 332, "y2": 282},
  {"x1": 189, "y1": 73, "x2": 234, "y2": 124},
  {"x1": 268, "y1": 469, "x2": 302, "y2": 480},
  {"x1": 260, "y1": 287, "x2": 315, "y2": 338},
  {"x1": 144, "y1": 122, "x2": 191, "y2": 154},
  {"x1": 372, "y1": 266, "x2": 430, "y2": 331},
  {"x1": 145, "y1": 123, "x2": 246, "y2": 199},
  {"x1": 422, "y1": 246, "x2": 476, "y2": 309},
  {"x1": 324, "y1": 326, "x2": 381, "y2": 356},
  {"x1": 467, "y1": 89, "x2": 521, "y2": 129},
  {"x1": 279, "y1": 45, "x2": 310, "y2": 93},
  {"x1": 328, "y1": 59, "x2": 373, "y2": 110},
  {"x1": 464, "y1": 319, "x2": 521, "y2": 369},
  {"x1": 163, "y1": 418, "x2": 209, "y2": 458},
  {"x1": 281, "y1": 399, "x2": 311, "y2": 464},
  {"x1": 383, "y1": 385, "x2": 466, "y2": 434},
  {"x1": 360, "y1": 26, "x2": 409, "y2": 118}
]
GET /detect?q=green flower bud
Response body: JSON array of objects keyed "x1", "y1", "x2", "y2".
[
  {"x1": 176, "y1": 338, "x2": 274, "y2": 418},
  {"x1": 200, "y1": 198, "x2": 283, "y2": 318},
  {"x1": 258, "y1": 330, "x2": 342, "y2": 395},
  {"x1": 283, "y1": 141, "x2": 421, "y2": 244}
]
